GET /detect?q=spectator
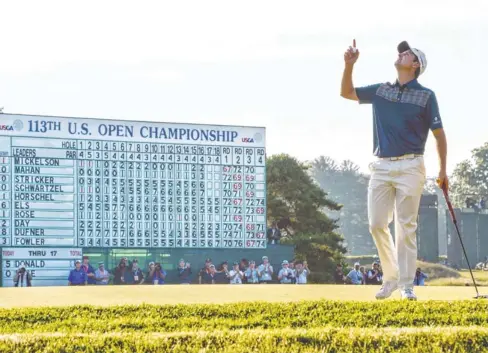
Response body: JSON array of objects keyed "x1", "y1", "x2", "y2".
[
  {"x1": 199, "y1": 258, "x2": 212, "y2": 284},
  {"x1": 239, "y1": 258, "x2": 249, "y2": 272},
  {"x1": 359, "y1": 266, "x2": 367, "y2": 285},
  {"x1": 289, "y1": 261, "x2": 296, "y2": 284},
  {"x1": 14, "y1": 266, "x2": 32, "y2": 287},
  {"x1": 239, "y1": 258, "x2": 249, "y2": 284},
  {"x1": 177, "y1": 259, "x2": 192, "y2": 284},
  {"x1": 346, "y1": 262, "x2": 363, "y2": 285},
  {"x1": 81, "y1": 255, "x2": 96, "y2": 285},
  {"x1": 216, "y1": 261, "x2": 230, "y2": 284},
  {"x1": 201, "y1": 264, "x2": 217, "y2": 284},
  {"x1": 267, "y1": 221, "x2": 282, "y2": 244},
  {"x1": 151, "y1": 263, "x2": 166, "y2": 285},
  {"x1": 95, "y1": 262, "x2": 110, "y2": 285},
  {"x1": 480, "y1": 197, "x2": 486, "y2": 210},
  {"x1": 244, "y1": 260, "x2": 260, "y2": 284},
  {"x1": 278, "y1": 260, "x2": 294, "y2": 284},
  {"x1": 113, "y1": 259, "x2": 128, "y2": 285},
  {"x1": 334, "y1": 264, "x2": 346, "y2": 284},
  {"x1": 128, "y1": 259, "x2": 145, "y2": 285},
  {"x1": 413, "y1": 268, "x2": 428, "y2": 286},
  {"x1": 68, "y1": 260, "x2": 87, "y2": 286},
  {"x1": 295, "y1": 261, "x2": 309, "y2": 284},
  {"x1": 228, "y1": 262, "x2": 244, "y2": 284},
  {"x1": 257, "y1": 256, "x2": 273, "y2": 283},
  {"x1": 366, "y1": 262, "x2": 383, "y2": 285},
  {"x1": 144, "y1": 262, "x2": 156, "y2": 284}
]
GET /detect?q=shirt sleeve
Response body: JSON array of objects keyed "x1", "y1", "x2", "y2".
[
  {"x1": 355, "y1": 84, "x2": 381, "y2": 104},
  {"x1": 425, "y1": 92, "x2": 443, "y2": 131}
]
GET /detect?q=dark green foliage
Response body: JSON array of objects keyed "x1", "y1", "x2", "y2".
[
  {"x1": 266, "y1": 154, "x2": 347, "y2": 282},
  {"x1": 266, "y1": 154, "x2": 341, "y2": 234}
]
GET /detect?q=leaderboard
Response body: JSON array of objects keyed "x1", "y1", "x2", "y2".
[
  {"x1": 1, "y1": 247, "x2": 82, "y2": 287},
  {"x1": 0, "y1": 114, "x2": 267, "y2": 249}
]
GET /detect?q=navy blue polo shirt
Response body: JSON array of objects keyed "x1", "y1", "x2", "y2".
[
  {"x1": 355, "y1": 79, "x2": 443, "y2": 158},
  {"x1": 68, "y1": 268, "x2": 87, "y2": 285}
]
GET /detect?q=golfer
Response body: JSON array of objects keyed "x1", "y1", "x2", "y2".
[{"x1": 340, "y1": 40, "x2": 448, "y2": 300}]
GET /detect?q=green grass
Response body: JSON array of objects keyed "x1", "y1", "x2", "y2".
[
  {"x1": 2, "y1": 286, "x2": 488, "y2": 352},
  {"x1": 1, "y1": 301, "x2": 488, "y2": 333},
  {"x1": 460, "y1": 269, "x2": 488, "y2": 281},
  {"x1": 0, "y1": 284, "x2": 486, "y2": 308},
  {"x1": 1, "y1": 328, "x2": 488, "y2": 353},
  {"x1": 420, "y1": 262, "x2": 488, "y2": 286},
  {"x1": 428, "y1": 276, "x2": 488, "y2": 287},
  {"x1": 1, "y1": 301, "x2": 488, "y2": 352}
]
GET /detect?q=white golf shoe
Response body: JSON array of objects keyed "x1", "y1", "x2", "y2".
[
  {"x1": 401, "y1": 287, "x2": 417, "y2": 301},
  {"x1": 375, "y1": 281, "x2": 399, "y2": 300}
]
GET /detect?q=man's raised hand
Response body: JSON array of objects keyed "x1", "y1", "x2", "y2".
[{"x1": 344, "y1": 39, "x2": 359, "y2": 66}]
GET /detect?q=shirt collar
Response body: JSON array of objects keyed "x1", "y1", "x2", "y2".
[{"x1": 393, "y1": 78, "x2": 420, "y2": 89}]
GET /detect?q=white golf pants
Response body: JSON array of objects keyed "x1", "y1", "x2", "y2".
[{"x1": 368, "y1": 155, "x2": 426, "y2": 289}]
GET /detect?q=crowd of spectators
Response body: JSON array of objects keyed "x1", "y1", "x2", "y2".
[
  {"x1": 14, "y1": 255, "x2": 428, "y2": 287},
  {"x1": 465, "y1": 196, "x2": 486, "y2": 211},
  {"x1": 66, "y1": 255, "x2": 311, "y2": 285},
  {"x1": 333, "y1": 261, "x2": 427, "y2": 286}
]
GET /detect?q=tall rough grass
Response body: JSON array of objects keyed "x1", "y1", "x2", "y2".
[{"x1": 1, "y1": 301, "x2": 488, "y2": 352}]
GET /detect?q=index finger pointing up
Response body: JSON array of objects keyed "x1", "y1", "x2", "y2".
[{"x1": 353, "y1": 39, "x2": 356, "y2": 48}]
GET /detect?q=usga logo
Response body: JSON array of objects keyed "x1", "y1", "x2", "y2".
[
  {"x1": 242, "y1": 132, "x2": 263, "y2": 143},
  {"x1": 0, "y1": 120, "x2": 23, "y2": 131}
]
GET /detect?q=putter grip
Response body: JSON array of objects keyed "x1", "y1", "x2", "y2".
[
  {"x1": 442, "y1": 185, "x2": 457, "y2": 224},
  {"x1": 442, "y1": 182, "x2": 448, "y2": 194}
]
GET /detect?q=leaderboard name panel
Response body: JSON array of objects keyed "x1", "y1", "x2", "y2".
[{"x1": 0, "y1": 136, "x2": 266, "y2": 249}]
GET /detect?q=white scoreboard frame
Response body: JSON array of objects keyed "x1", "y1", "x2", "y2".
[{"x1": 0, "y1": 113, "x2": 267, "y2": 252}]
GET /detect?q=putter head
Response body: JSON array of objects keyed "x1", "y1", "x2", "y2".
[{"x1": 475, "y1": 294, "x2": 488, "y2": 299}]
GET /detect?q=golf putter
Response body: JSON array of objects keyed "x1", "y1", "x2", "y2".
[{"x1": 440, "y1": 180, "x2": 488, "y2": 299}]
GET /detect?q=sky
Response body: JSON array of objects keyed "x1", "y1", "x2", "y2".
[{"x1": 1, "y1": 0, "x2": 487, "y2": 178}]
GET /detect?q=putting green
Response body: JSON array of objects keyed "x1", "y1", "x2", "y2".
[{"x1": 0, "y1": 284, "x2": 486, "y2": 308}]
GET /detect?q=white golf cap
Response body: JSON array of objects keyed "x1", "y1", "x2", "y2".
[{"x1": 397, "y1": 41, "x2": 427, "y2": 76}]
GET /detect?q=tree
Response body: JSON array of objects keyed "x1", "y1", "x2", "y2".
[
  {"x1": 450, "y1": 142, "x2": 488, "y2": 208},
  {"x1": 284, "y1": 232, "x2": 348, "y2": 283},
  {"x1": 266, "y1": 154, "x2": 341, "y2": 235},
  {"x1": 310, "y1": 156, "x2": 374, "y2": 255},
  {"x1": 266, "y1": 154, "x2": 347, "y2": 282}
]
